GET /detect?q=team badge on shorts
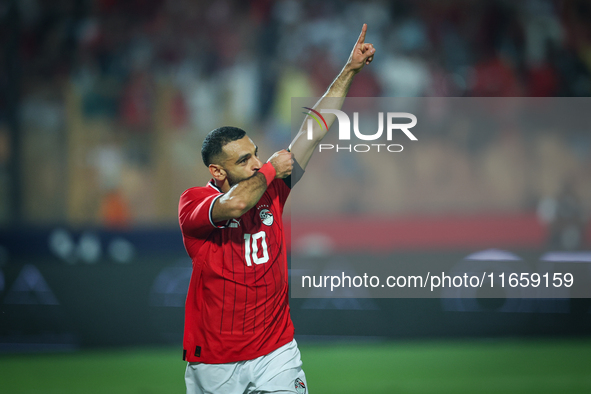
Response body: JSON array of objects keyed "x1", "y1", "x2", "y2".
[
  {"x1": 259, "y1": 209, "x2": 273, "y2": 226},
  {"x1": 294, "y1": 378, "x2": 306, "y2": 394}
]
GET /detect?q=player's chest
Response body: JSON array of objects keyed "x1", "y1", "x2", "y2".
[
  {"x1": 218, "y1": 203, "x2": 281, "y2": 268},
  {"x1": 227, "y1": 201, "x2": 276, "y2": 232}
]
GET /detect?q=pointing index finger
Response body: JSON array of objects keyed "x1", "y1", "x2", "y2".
[{"x1": 356, "y1": 23, "x2": 367, "y2": 45}]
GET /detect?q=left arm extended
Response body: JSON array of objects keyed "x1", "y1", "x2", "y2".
[{"x1": 288, "y1": 23, "x2": 376, "y2": 169}]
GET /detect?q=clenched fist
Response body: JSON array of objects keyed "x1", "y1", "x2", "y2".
[{"x1": 268, "y1": 149, "x2": 293, "y2": 179}]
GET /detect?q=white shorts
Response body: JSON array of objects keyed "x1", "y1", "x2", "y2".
[{"x1": 185, "y1": 339, "x2": 308, "y2": 394}]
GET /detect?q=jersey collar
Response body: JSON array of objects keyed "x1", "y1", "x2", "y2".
[{"x1": 208, "y1": 179, "x2": 223, "y2": 193}]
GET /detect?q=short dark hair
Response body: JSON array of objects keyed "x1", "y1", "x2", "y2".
[{"x1": 201, "y1": 126, "x2": 246, "y2": 166}]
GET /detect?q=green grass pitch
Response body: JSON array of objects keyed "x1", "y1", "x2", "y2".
[{"x1": 1, "y1": 338, "x2": 590, "y2": 393}]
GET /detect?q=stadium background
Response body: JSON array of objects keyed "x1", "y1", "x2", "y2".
[{"x1": 1, "y1": 0, "x2": 590, "y2": 392}]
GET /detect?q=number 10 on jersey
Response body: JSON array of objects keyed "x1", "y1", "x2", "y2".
[{"x1": 244, "y1": 231, "x2": 269, "y2": 266}]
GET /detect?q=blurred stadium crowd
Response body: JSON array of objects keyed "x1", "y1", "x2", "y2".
[{"x1": 0, "y1": 0, "x2": 590, "y2": 229}]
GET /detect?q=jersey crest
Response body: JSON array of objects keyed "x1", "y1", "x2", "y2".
[{"x1": 259, "y1": 208, "x2": 274, "y2": 226}]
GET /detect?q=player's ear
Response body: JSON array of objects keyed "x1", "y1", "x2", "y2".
[{"x1": 209, "y1": 164, "x2": 227, "y2": 182}]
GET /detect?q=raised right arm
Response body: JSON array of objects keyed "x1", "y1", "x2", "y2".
[{"x1": 288, "y1": 24, "x2": 375, "y2": 170}]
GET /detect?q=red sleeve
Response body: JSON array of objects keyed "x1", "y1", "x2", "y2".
[
  {"x1": 178, "y1": 187, "x2": 227, "y2": 238},
  {"x1": 268, "y1": 178, "x2": 291, "y2": 213}
]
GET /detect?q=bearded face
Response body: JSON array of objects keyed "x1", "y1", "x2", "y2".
[
  {"x1": 209, "y1": 136, "x2": 263, "y2": 191},
  {"x1": 225, "y1": 168, "x2": 250, "y2": 187}
]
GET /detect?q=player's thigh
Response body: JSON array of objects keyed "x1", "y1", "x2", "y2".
[
  {"x1": 186, "y1": 361, "x2": 251, "y2": 394},
  {"x1": 252, "y1": 340, "x2": 309, "y2": 394}
]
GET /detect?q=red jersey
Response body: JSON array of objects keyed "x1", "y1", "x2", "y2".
[{"x1": 178, "y1": 178, "x2": 294, "y2": 364}]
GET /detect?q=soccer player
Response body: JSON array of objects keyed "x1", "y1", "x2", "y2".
[{"x1": 179, "y1": 24, "x2": 375, "y2": 394}]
